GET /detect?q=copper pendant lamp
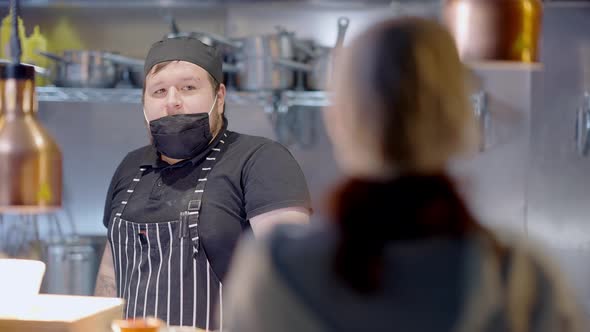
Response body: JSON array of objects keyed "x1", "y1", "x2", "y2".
[{"x1": 0, "y1": 0, "x2": 62, "y2": 213}]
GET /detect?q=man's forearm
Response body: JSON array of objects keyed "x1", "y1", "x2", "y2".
[
  {"x1": 250, "y1": 207, "x2": 310, "y2": 237},
  {"x1": 94, "y1": 243, "x2": 117, "y2": 297},
  {"x1": 95, "y1": 273, "x2": 117, "y2": 297}
]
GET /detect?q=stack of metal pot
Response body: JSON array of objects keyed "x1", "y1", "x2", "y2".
[{"x1": 190, "y1": 16, "x2": 350, "y2": 91}]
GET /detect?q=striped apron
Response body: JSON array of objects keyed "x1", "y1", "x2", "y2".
[{"x1": 107, "y1": 133, "x2": 229, "y2": 330}]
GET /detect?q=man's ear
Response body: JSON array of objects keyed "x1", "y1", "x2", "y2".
[{"x1": 217, "y1": 83, "x2": 226, "y2": 116}]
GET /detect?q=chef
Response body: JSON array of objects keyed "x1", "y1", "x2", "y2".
[{"x1": 94, "y1": 36, "x2": 311, "y2": 330}]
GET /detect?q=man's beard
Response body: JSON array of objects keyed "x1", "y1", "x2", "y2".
[{"x1": 145, "y1": 119, "x2": 154, "y2": 144}]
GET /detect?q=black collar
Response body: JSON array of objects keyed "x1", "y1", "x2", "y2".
[{"x1": 140, "y1": 118, "x2": 229, "y2": 170}]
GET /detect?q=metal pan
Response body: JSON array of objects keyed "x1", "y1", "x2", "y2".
[{"x1": 37, "y1": 50, "x2": 121, "y2": 88}]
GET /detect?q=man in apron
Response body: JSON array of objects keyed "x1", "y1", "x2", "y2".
[{"x1": 94, "y1": 37, "x2": 311, "y2": 330}]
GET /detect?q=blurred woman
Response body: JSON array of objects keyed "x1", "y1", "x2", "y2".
[{"x1": 223, "y1": 17, "x2": 585, "y2": 332}]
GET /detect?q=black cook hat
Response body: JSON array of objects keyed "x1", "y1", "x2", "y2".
[{"x1": 144, "y1": 36, "x2": 223, "y2": 83}]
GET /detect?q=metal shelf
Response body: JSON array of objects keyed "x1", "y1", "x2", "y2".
[
  {"x1": 36, "y1": 86, "x2": 331, "y2": 108},
  {"x1": 37, "y1": 87, "x2": 483, "y2": 111},
  {"x1": 279, "y1": 91, "x2": 331, "y2": 111},
  {"x1": 37, "y1": 87, "x2": 143, "y2": 104},
  {"x1": 12, "y1": 0, "x2": 397, "y2": 9}
]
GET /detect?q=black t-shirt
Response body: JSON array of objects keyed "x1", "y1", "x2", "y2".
[{"x1": 103, "y1": 124, "x2": 311, "y2": 279}]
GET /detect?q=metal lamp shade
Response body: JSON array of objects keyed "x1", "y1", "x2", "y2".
[{"x1": 0, "y1": 64, "x2": 62, "y2": 214}]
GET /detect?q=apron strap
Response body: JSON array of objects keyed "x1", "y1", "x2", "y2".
[
  {"x1": 178, "y1": 132, "x2": 230, "y2": 258},
  {"x1": 112, "y1": 167, "x2": 148, "y2": 224}
]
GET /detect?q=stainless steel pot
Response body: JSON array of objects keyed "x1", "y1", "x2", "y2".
[
  {"x1": 101, "y1": 53, "x2": 145, "y2": 88},
  {"x1": 194, "y1": 27, "x2": 299, "y2": 91},
  {"x1": 41, "y1": 235, "x2": 106, "y2": 296},
  {"x1": 240, "y1": 30, "x2": 297, "y2": 91},
  {"x1": 37, "y1": 50, "x2": 121, "y2": 88},
  {"x1": 281, "y1": 17, "x2": 349, "y2": 91}
]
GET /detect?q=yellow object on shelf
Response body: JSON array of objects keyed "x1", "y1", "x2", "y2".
[
  {"x1": 0, "y1": 10, "x2": 27, "y2": 59},
  {"x1": 23, "y1": 25, "x2": 49, "y2": 86},
  {"x1": 47, "y1": 17, "x2": 84, "y2": 54},
  {"x1": 0, "y1": 12, "x2": 51, "y2": 86}
]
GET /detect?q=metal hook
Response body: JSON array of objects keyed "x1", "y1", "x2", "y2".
[
  {"x1": 576, "y1": 93, "x2": 590, "y2": 157},
  {"x1": 472, "y1": 91, "x2": 490, "y2": 151}
]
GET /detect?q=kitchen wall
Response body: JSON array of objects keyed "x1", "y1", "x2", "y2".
[
  {"x1": 528, "y1": 6, "x2": 590, "y2": 314},
  {"x1": 11, "y1": 6, "x2": 226, "y2": 57}
]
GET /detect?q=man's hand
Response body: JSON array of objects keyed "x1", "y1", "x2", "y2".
[{"x1": 94, "y1": 243, "x2": 117, "y2": 297}]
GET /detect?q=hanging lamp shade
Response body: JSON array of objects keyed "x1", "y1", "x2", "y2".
[
  {"x1": 0, "y1": 0, "x2": 62, "y2": 214},
  {"x1": 442, "y1": 0, "x2": 543, "y2": 64},
  {"x1": 0, "y1": 62, "x2": 62, "y2": 214}
]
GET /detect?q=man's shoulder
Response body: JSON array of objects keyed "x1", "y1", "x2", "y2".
[
  {"x1": 126, "y1": 145, "x2": 153, "y2": 161},
  {"x1": 120, "y1": 145, "x2": 152, "y2": 167},
  {"x1": 229, "y1": 131, "x2": 291, "y2": 157},
  {"x1": 112, "y1": 145, "x2": 153, "y2": 181},
  {"x1": 230, "y1": 131, "x2": 276, "y2": 148}
]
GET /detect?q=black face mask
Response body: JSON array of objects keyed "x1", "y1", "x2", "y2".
[{"x1": 149, "y1": 113, "x2": 213, "y2": 160}]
